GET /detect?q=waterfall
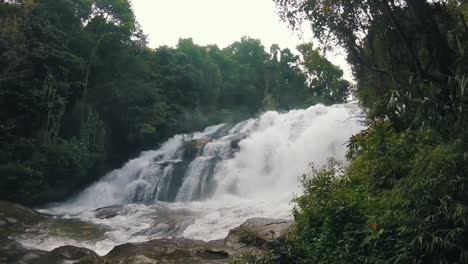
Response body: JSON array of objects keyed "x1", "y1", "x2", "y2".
[
  {"x1": 20, "y1": 103, "x2": 366, "y2": 255},
  {"x1": 46, "y1": 103, "x2": 364, "y2": 215}
]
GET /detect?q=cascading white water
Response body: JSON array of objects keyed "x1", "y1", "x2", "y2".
[{"x1": 19, "y1": 103, "x2": 365, "y2": 255}]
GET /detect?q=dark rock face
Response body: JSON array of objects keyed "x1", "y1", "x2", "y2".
[
  {"x1": 0, "y1": 201, "x2": 48, "y2": 263},
  {"x1": 34, "y1": 245, "x2": 100, "y2": 264},
  {"x1": 102, "y1": 238, "x2": 230, "y2": 264},
  {"x1": 94, "y1": 205, "x2": 125, "y2": 219},
  {"x1": 0, "y1": 201, "x2": 45, "y2": 234},
  {"x1": 183, "y1": 138, "x2": 210, "y2": 161},
  {"x1": 0, "y1": 238, "x2": 46, "y2": 264},
  {"x1": 163, "y1": 161, "x2": 189, "y2": 202},
  {"x1": 45, "y1": 218, "x2": 108, "y2": 242},
  {"x1": 0, "y1": 201, "x2": 106, "y2": 264}
]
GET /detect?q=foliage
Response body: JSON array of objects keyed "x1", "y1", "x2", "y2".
[
  {"x1": 298, "y1": 43, "x2": 350, "y2": 104},
  {"x1": 289, "y1": 159, "x2": 370, "y2": 263},
  {"x1": 275, "y1": 0, "x2": 468, "y2": 132},
  {"x1": 288, "y1": 125, "x2": 468, "y2": 263},
  {"x1": 274, "y1": 0, "x2": 468, "y2": 262}
]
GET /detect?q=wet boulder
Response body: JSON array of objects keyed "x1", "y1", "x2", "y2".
[
  {"x1": 228, "y1": 133, "x2": 247, "y2": 152},
  {"x1": 0, "y1": 200, "x2": 45, "y2": 233},
  {"x1": 102, "y1": 238, "x2": 230, "y2": 264},
  {"x1": 34, "y1": 245, "x2": 100, "y2": 264},
  {"x1": 183, "y1": 138, "x2": 210, "y2": 160},
  {"x1": 46, "y1": 218, "x2": 108, "y2": 242},
  {"x1": 93, "y1": 205, "x2": 124, "y2": 219},
  {"x1": 225, "y1": 218, "x2": 293, "y2": 254},
  {"x1": 0, "y1": 238, "x2": 46, "y2": 264},
  {"x1": 133, "y1": 207, "x2": 195, "y2": 237}
]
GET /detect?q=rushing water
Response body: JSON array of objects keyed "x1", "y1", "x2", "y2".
[{"x1": 18, "y1": 103, "x2": 365, "y2": 255}]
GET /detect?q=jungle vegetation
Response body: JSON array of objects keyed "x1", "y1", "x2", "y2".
[{"x1": 272, "y1": 0, "x2": 468, "y2": 263}]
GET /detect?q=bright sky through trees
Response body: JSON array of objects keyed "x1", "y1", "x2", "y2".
[{"x1": 130, "y1": 0, "x2": 352, "y2": 80}]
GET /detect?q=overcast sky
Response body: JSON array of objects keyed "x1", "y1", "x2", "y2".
[{"x1": 130, "y1": 0, "x2": 352, "y2": 80}]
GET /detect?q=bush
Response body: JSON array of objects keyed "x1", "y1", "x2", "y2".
[
  {"x1": 289, "y1": 160, "x2": 373, "y2": 263},
  {"x1": 0, "y1": 163, "x2": 44, "y2": 204},
  {"x1": 0, "y1": 138, "x2": 100, "y2": 206},
  {"x1": 287, "y1": 122, "x2": 468, "y2": 263}
]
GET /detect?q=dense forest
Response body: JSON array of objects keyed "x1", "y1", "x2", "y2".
[
  {"x1": 0, "y1": 0, "x2": 349, "y2": 206},
  {"x1": 269, "y1": 0, "x2": 468, "y2": 263}
]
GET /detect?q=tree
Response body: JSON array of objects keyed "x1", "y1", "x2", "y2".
[
  {"x1": 298, "y1": 43, "x2": 350, "y2": 104},
  {"x1": 275, "y1": 0, "x2": 468, "y2": 132}
]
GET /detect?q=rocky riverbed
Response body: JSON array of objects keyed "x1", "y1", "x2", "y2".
[{"x1": 0, "y1": 201, "x2": 292, "y2": 264}]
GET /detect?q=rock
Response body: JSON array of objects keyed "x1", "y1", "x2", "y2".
[
  {"x1": 0, "y1": 200, "x2": 46, "y2": 243},
  {"x1": 0, "y1": 200, "x2": 106, "y2": 264},
  {"x1": 0, "y1": 201, "x2": 44, "y2": 227},
  {"x1": 5, "y1": 218, "x2": 18, "y2": 224},
  {"x1": 34, "y1": 245, "x2": 100, "y2": 264},
  {"x1": 93, "y1": 205, "x2": 124, "y2": 219},
  {"x1": 133, "y1": 207, "x2": 195, "y2": 237},
  {"x1": 101, "y1": 218, "x2": 292, "y2": 264},
  {"x1": 210, "y1": 124, "x2": 231, "y2": 138},
  {"x1": 0, "y1": 201, "x2": 48, "y2": 263},
  {"x1": 0, "y1": 238, "x2": 46, "y2": 264},
  {"x1": 46, "y1": 218, "x2": 108, "y2": 242},
  {"x1": 225, "y1": 218, "x2": 293, "y2": 254},
  {"x1": 104, "y1": 255, "x2": 155, "y2": 264},
  {"x1": 228, "y1": 133, "x2": 247, "y2": 151},
  {"x1": 183, "y1": 138, "x2": 210, "y2": 160},
  {"x1": 102, "y1": 238, "x2": 230, "y2": 264}
]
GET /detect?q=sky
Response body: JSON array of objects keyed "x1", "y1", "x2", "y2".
[{"x1": 130, "y1": 0, "x2": 352, "y2": 80}]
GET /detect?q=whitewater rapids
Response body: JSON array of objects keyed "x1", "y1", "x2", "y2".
[{"x1": 18, "y1": 103, "x2": 365, "y2": 255}]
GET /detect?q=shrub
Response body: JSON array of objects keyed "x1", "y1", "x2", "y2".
[{"x1": 287, "y1": 122, "x2": 468, "y2": 263}]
